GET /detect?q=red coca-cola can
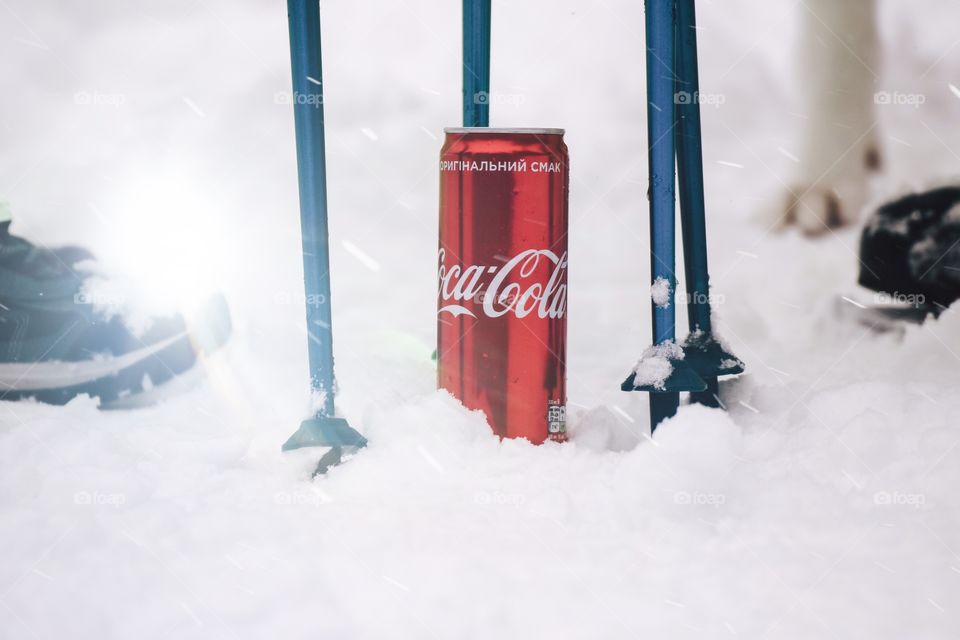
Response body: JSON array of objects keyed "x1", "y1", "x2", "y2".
[{"x1": 437, "y1": 127, "x2": 568, "y2": 444}]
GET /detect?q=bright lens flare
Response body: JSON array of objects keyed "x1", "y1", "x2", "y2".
[{"x1": 101, "y1": 179, "x2": 227, "y2": 317}]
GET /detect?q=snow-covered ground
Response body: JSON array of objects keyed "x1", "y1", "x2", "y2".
[{"x1": 2, "y1": 0, "x2": 960, "y2": 637}]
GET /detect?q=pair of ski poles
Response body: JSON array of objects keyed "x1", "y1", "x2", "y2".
[{"x1": 621, "y1": 0, "x2": 743, "y2": 430}]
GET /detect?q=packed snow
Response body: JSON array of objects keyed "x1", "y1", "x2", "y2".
[
  {"x1": 631, "y1": 340, "x2": 684, "y2": 390},
  {"x1": 2, "y1": 0, "x2": 960, "y2": 638},
  {"x1": 651, "y1": 275, "x2": 672, "y2": 308}
]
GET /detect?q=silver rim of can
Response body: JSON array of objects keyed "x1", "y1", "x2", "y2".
[{"x1": 443, "y1": 127, "x2": 565, "y2": 136}]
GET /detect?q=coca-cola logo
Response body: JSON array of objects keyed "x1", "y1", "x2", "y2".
[{"x1": 437, "y1": 248, "x2": 567, "y2": 319}]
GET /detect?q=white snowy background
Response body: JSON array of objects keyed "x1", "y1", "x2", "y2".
[{"x1": 2, "y1": 0, "x2": 960, "y2": 638}]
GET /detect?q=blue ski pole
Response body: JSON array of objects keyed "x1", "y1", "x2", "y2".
[
  {"x1": 675, "y1": 0, "x2": 710, "y2": 336},
  {"x1": 647, "y1": 0, "x2": 680, "y2": 426},
  {"x1": 675, "y1": 0, "x2": 743, "y2": 406},
  {"x1": 281, "y1": 0, "x2": 366, "y2": 475},
  {"x1": 431, "y1": 0, "x2": 491, "y2": 368},
  {"x1": 463, "y1": 0, "x2": 492, "y2": 127}
]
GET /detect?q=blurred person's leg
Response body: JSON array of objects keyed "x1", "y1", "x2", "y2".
[{"x1": 783, "y1": 0, "x2": 881, "y2": 235}]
